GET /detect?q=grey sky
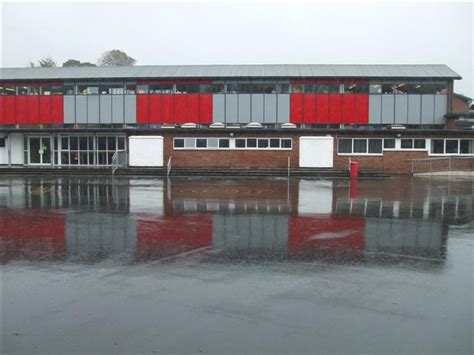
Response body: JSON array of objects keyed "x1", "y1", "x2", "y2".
[{"x1": 1, "y1": 2, "x2": 473, "y2": 96}]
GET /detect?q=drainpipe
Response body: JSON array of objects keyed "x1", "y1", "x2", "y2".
[{"x1": 7, "y1": 133, "x2": 12, "y2": 167}]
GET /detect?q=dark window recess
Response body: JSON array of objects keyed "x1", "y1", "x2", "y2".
[
  {"x1": 401, "y1": 139, "x2": 413, "y2": 149},
  {"x1": 281, "y1": 139, "x2": 292, "y2": 148},
  {"x1": 414, "y1": 139, "x2": 426, "y2": 149},
  {"x1": 258, "y1": 139, "x2": 269, "y2": 148},
  {"x1": 0, "y1": 138, "x2": 5, "y2": 148},
  {"x1": 353, "y1": 139, "x2": 367, "y2": 153},
  {"x1": 368, "y1": 139, "x2": 383, "y2": 154},
  {"x1": 196, "y1": 139, "x2": 207, "y2": 148},
  {"x1": 384, "y1": 139, "x2": 396, "y2": 149},
  {"x1": 431, "y1": 139, "x2": 444, "y2": 154},
  {"x1": 174, "y1": 139, "x2": 184, "y2": 148},
  {"x1": 247, "y1": 139, "x2": 257, "y2": 148},
  {"x1": 270, "y1": 139, "x2": 280, "y2": 148},
  {"x1": 235, "y1": 139, "x2": 246, "y2": 148},
  {"x1": 338, "y1": 139, "x2": 352, "y2": 153},
  {"x1": 219, "y1": 139, "x2": 230, "y2": 148},
  {"x1": 446, "y1": 140, "x2": 458, "y2": 154}
]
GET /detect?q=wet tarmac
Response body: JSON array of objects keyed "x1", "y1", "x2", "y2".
[{"x1": 1, "y1": 175, "x2": 473, "y2": 354}]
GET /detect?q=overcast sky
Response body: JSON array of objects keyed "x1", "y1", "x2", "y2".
[{"x1": 1, "y1": 2, "x2": 473, "y2": 96}]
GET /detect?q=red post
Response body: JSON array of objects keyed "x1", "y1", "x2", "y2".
[{"x1": 350, "y1": 160, "x2": 359, "y2": 179}]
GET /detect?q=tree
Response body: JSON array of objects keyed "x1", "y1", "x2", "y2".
[
  {"x1": 32, "y1": 57, "x2": 57, "y2": 67},
  {"x1": 62, "y1": 59, "x2": 96, "y2": 67},
  {"x1": 97, "y1": 49, "x2": 136, "y2": 66}
]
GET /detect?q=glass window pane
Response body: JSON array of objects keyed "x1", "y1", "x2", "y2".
[
  {"x1": 431, "y1": 139, "x2": 444, "y2": 154},
  {"x1": 219, "y1": 139, "x2": 230, "y2": 148},
  {"x1": 353, "y1": 139, "x2": 367, "y2": 153},
  {"x1": 281, "y1": 139, "x2": 292, "y2": 148},
  {"x1": 98, "y1": 137, "x2": 107, "y2": 150},
  {"x1": 117, "y1": 137, "x2": 125, "y2": 150},
  {"x1": 393, "y1": 83, "x2": 408, "y2": 94},
  {"x1": 263, "y1": 84, "x2": 277, "y2": 93},
  {"x1": 279, "y1": 84, "x2": 290, "y2": 94},
  {"x1": 125, "y1": 84, "x2": 136, "y2": 94},
  {"x1": 28, "y1": 86, "x2": 40, "y2": 95},
  {"x1": 384, "y1": 138, "x2": 395, "y2": 149},
  {"x1": 100, "y1": 84, "x2": 124, "y2": 95},
  {"x1": 79, "y1": 137, "x2": 88, "y2": 150},
  {"x1": 338, "y1": 139, "x2": 352, "y2": 153},
  {"x1": 382, "y1": 83, "x2": 394, "y2": 94},
  {"x1": 407, "y1": 83, "x2": 423, "y2": 94},
  {"x1": 235, "y1": 139, "x2": 246, "y2": 148},
  {"x1": 63, "y1": 85, "x2": 74, "y2": 95},
  {"x1": 446, "y1": 140, "x2": 458, "y2": 154},
  {"x1": 401, "y1": 139, "x2": 413, "y2": 149},
  {"x1": 369, "y1": 84, "x2": 382, "y2": 94},
  {"x1": 88, "y1": 137, "x2": 94, "y2": 150},
  {"x1": 368, "y1": 139, "x2": 382, "y2": 154},
  {"x1": 151, "y1": 83, "x2": 173, "y2": 94},
  {"x1": 208, "y1": 138, "x2": 218, "y2": 148},
  {"x1": 247, "y1": 139, "x2": 257, "y2": 148},
  {"x1": 107, "y1": 137, "x2": 116, "y2": 151},
  {"x1": 344, "y1": 83, "x2": 368, "y2": 94},
  {"x1": 414, "y1": 139, "x2": 426, "y2": 149},
  {"x1": 270, "y1": 139, "x2": 280, "y2": 148},
  {"x1": 137, "y1": 85, "x2": 149, "y2": 94},
  {"x1": 70, "y1": 137, "x2": 79, "y2": 150},
  {"x1": 51, "y1": 85, "x2": 63, "y2": 95},
  {"x1": 3, "y1": 85, "x2": 16, "y2": 95},
  {"x1": 258, "y1": 139, "x2": 269, "y2": 148},
  {"x1": 61, "y1": 137, "x2": 69, "y2": 150},
  {"x1": 460, "y1": 140, "x2": 473, "y2": 154},
  {"x1": 291, "y1": 84, "x2": 303, "y2": 93},
  {"x1": 196, "y1": 139, "x2": 207, "y2": 148},
  {"x1": 17, "y1": 86, "x2": 28, "y2": 95},
  {"x1": 185, "y1": 138, "x2": 195, "y2": 148},
  {"x1": 174, "y1": 138, "x2": 184, "y2": 148}
]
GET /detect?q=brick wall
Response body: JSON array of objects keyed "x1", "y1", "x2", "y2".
[{"x1": 452, "y1": 96, "x2": 471, "y2": 113}]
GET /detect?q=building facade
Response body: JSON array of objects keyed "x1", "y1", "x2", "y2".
[{"x1": 0, "y1": 64, "x2": 473, "y2": 173}]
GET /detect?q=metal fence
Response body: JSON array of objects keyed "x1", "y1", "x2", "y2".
[
  {"x1": 111, "y1": 151, "x2": 128, "y2": 175},
  {"x1": 408, "y1": 156, "x2": 474, "y2": 174}
]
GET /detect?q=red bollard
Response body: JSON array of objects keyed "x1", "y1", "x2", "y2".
[{"x1": 350, "y1": 160, "x2": 359, "y2": 179}]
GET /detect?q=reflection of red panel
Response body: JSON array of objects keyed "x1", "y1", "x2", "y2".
[
  {"x1": 290, "y1": 94, "x2": 303, "y2": 123},
  {"x1": 16, "y1": 96, "x2": 28, "y2": 124},
  {"x1": 200, "y1": 94, "x2": 212, "y2": 124},
  {"x1": 40, "y1": 96, "x2": 52, "y2": 124},
  {"x1": 329, "y1": 94, "x2": 342, "y2": 123},
  {"x1": 162, "y1": 95, "x2": 175, "y2": 124},
  {"x1": 136, "y1": 95, "x2": 149, "y2": 124},
  {"x1": 186, "y1": 94, "x2": 200, "y2": 123},
  {"x1": 175, "y1": 95, "x2": 187, "y2": 124},
  {"x1": 354, "y1": 94, "x2": 368, "y2": 124},
  {"x1": 0, "y1": 210, "x2": 65, "y2": 263},
  {"x1": 137, "y1": 215, "x2": 212, "y2": 260},
  {"x1": 288, "y1": 216, "x2": 364, "y2": 259},
  {"x1": 342, "y1": 94, "x2": 356, "y2": 124},
  {"x1": 303, "y1": 94, "x2": 316, "y2": 123},
  {"x1": 51, "y1": 95, "x2": 63, "y2": 124},
  {"x1": 316, "y1": 94, "x2": 330, "y2": 123},
  {"x1": 149, "y1": 95, "x2": 162, "y2": 123},
  {"x1": 3, "y1": 96, "x2": 16, "y2": 124},
  {"x1": 27, "y1": 96, "x2": 40, "y2": 124}
]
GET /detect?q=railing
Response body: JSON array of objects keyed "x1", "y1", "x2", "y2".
[
  {"x1": 408, "y1": 156, "x2": 474, "y2": 174},
  {"x1": 167, "y1": 156, "x2": 172, "y2": 177},
  {"x1": 111, "y1": 151, "x2": 128, "y2": 176}
]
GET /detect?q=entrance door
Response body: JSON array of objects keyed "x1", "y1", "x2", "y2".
[{"x1": 28, "y1": 137, "x2": 52, "y2": 165}]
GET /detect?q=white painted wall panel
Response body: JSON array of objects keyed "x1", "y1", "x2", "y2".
[
  {"x1": 299, "y1": 136, "x2": 334, "y2": 168},
  {"x1": 129, "y1": 136, "x2": 163, "y2": 167}
]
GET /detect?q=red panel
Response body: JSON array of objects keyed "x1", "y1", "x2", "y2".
[
  {"x1": 161, "y1": 95, "x2": 175, "y2": 124},
  {"x1": 136, "y1": 215, "x2": 212, "y2": 260},
  {"x1": 51, "y1": 95, "x2": 63, "y2": 124},
  {"x1": 354, "y1": 94, "x2": 369, "y2": 124},
  {"x1": 315, "y1": 94, "x2": 330, "y2": 123},
  {"x1": 200, "y1": 94, "x2": 212, "y2": 124},
  {"x1": 303, "y1": 94, "x2": 317, "y2": 123},
  {"x1": 136, "y1": 95, "x2": 149, "y2": 124},
  {"x1": 27, "y1": 96, "x2": 40, "y2": 124},
  {"x1": 149, "y1": 95, "x2": 162, "y2": 123},
  {"x1": 16, "y1": 96, "x2": 28, "y2": 124},
  {"x1": 174, "y1": 95, "x2": 187, "y2": 124},
  {"x1": 288, "y1": 216, "x2": 365, "y2": 260},
  {"x1": 3, "y1": 96, "x2": 16, "y2": 125},
  {"x1": 290, "y1": 93, "x2": 303, "y2": 123},
  {"x1": 0, "y1": 97, "x2": 3, "y2": 124},
  {"x1": 342, "y1": 94, "x2": 356, "y2": 124},
  {"x1": 328, "y1": 94, "x2": 343, "y2": 124},
  {"x1": 40, "y1": 95, "x2": 52, "y2": 124},
  {"x1": 186, "y1": 94, "x2": 200, "y2": 123}
]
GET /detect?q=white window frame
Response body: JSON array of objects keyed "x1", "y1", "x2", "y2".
[
  {"x1": 173, "y1": 137, "x2": 293, "y2": 151},
  {"x1": 337, "y1": 138, "x2": 384, "y2": 156},
  {"x1": 429, "y1": 138, "x2": 474, "y2": 156}
]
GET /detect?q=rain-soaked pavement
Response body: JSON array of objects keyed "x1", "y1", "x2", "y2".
[{"x1": 0, "y1": 175, "x2": 473, "y2": 355}]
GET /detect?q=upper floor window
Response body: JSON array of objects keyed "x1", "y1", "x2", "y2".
[
  {"x1": 137, "y1": 84, "x2": 148, "y2": 94},
  {"x1": 100, "y1": 84, "x2": 124, "y2": 95},
  {"x1": 303, "y1": 84, "x2": 340, "y2": 94},
  {"x1": 370, "y1": 82, "x2": 448, "y2": 95},
  {"x1": 150, "y1": 83, "x2": 173, "y2": 94},
  {"x1": 125, "y1": 84, "x2": 136, "y2": 94},
  {"x1": 176, "y1": 84, "x2": 199, "y2": 94},
  {"x1": 77, "y1": 84, "x2": 99, "y2": 95},
  {"x1": 343, "y1": 83, "x2": 369, "y2": 94}
]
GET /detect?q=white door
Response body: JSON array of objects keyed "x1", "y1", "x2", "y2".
[{"x1": 299, "y1": 136, "x2": 334, "y2": 168}]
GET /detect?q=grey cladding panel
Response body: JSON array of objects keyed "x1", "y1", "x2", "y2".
[
  {"x1": 225, "y1": 94, "x2": 238, "y2": 123},
  {"x1": 100, "y1": 95, "x2": 112, "y2": 124},
  {"x1": 64, "y1": 96, "x2": 75, "y2": 124},
  {"x1": 238, "y1": 94, "x2": 251, "y2": 123},
  {"x1": 394, "y1": 95, "x2": 408, "y2": 124},
  {"x1": 112, "y1": 95, "x2": 125, "y2": 124},
  {"x1": 251, "y1": 94, "x2": 264, "y2": 123},
  {"x1": 212, "y1": 95, "x2": 225, "y2": 123},
  {"x1": 264, "y1": 94, "x2": 277, "y2": 123},
  {"x1": 87, "y1": 95, "x2": 100, "y2": 124},
  {"x1": 124, "y1": 95, "x2": 136, "y2": 123},
  {"x1": 381, "y1": 95, "x2": 395, "y2": 124},
  {"x1": 407, "y1": 95, "x2": 421, "y2": 124},
  {"x1": 368, "y1": 95, "x2": 382, "y2": 124},
  {"x1": 277, "y1": 94, "x2": 290, "y2": 123},
  {"x1": 434, "y1": 95, "x2": 447, "y2": 124},
  {"x1": 421, "y1": 95, "x2": 435, "y2": 124},
  {"x1": 75, "y1": 96, "x2": 87, "y2": 124}
]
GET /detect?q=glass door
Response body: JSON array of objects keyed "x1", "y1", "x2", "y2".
[{"x1": 28, "y1": 137, "x2": 52, "y2": 165}]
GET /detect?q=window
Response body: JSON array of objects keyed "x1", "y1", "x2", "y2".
[
  {"x1": 208, "y1": 138, "x2": 218, "y2": 148},
  {"x1": 353, "y1": 139, "x2": 367, "y2": 153},
  {"x1": 270, "y1": 139, "x2": 280, "y2": 148},
  {"x1": 423, "y1": 83, "x2": 448, "y2": 95},
  {"x1": 460, "y1": 140, "x2": 474, "y2": 154},
  {"x1": 51, "y1": 85, "x2": 63, "y2": 95},
  {"x1": 369, "y1": 84, "x2": 382, "y2": 94},
  {"x1": 236, "y1": 139, "x2": 246, "y2": 148},
  {"x1": 279, "y1": 84, "x2": 290, "y2": 94},
  {"x1": 338, "y1": 139, "x2": 352, "y2": 153},
  {"x1": 401, "y1": 139, "x2": 413, "y2": 149},
  {"x1": 281, "y1": 139, "x2": 292, "y2": 149},
  {"x1": 205, "y1": 84, "x2": 225, "y2": 94},
  {"x1": 368, "y1": 139, "x2": 383, "y2": 154},
  {"x1": 174, "y1": 139, "x2": 184, "y2": 148},
  {"x1": 291, "y1": 84, "x2": 303, "y2": 93},
  {"x1": 28, "y1": 86, "x2": 40, "y2": 95},
  {"x1": 17, "y1": 86, "x2": 28, "y2": 95},
  {"x1": 305, "y1": 84, "x2": 340, "y2": 94},
  {"x1": 185, "y1": 138, "x2": 195, "y2": 148},
  {"x1": 1, "y1": 85, "x2": 16, "y2": 95},
  {"x1": 136, "y1": 85, "x2": 149, "y2": 94},
  {"x1": 176, "y1": 84, "x2": 199, "y2": 94},
  {"x1": 414, "y1": 139, "x2": 426, "y2": 149},
  {"x1": 125, "y1": 84, "x2": 136, "y2": 94},
  {"x1": 446, "y1": 140, "x2": 459, "y2": 154},
  {"x1": 263, "y1": 84, "x2": 277, "y2": 93},
  {"x1": 247, "y1": 139, "x2": 257, "y2": 148},
  {"x1": 226, "y1": 83, "x2": 253, "y2": 94},
  {"x1": 41, "y1": 85, "x2": 52, "y2": 95},
  {"x1": 150, "y1": 83, "x2": 173, "y2": 94},
  {"x1": 63, "y1": 85, "x2": 74, "y2": 95},
  {"x1": 344, "y1": 83, "x2": 368, "y2": 94},
  {"x1": 407, "y1": 83, "x2": 423, "y2": 94},
  {"x1": 258, "y1": 139, "x2": 269, "y2": 148},
  {"x1": 0, "y1": 138, "x2": 5, "y2": 148},
  {"x1": 382, "y1": 83, "x2": 395, "y2": 94},
  {"x1": 431, "y1": 139, "x2": 444, "y2": 154},
  {"x1": 100, "y1": 84, "x2": 124, "y2": 95},
  {"x1": 384, "y1": 139, "x2": 396, "y2": 149},
  {"x1": 77, "y1": 84, "x2": 98, "y2": 95},
  {"x1": 219, "y1": 139, "x2": 230, "y2": 148},
  {"x1": 196, "y1": 139, "x2": 207, "y2": 148}
]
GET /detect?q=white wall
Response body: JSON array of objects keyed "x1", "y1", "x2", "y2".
[
  {"x1": 0, "y1": 133, "x2": 23, "y2": 165},
  {"x1": 299, "y1": 136, "x2": 334, "y2": 168},
  {"x1": 128, "y1": 136, "x2": 163, "y2": 167}
]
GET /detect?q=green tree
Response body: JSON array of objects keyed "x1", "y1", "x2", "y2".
[
  {"x1": 98, "y1": 49, "x2": 136, "y2": 66},
  {"x1": 62, "y1": 59, "x2": 96, "y2": 67},
  {"x1": 34, "y1": 57, "x2": 57, "y2": 67}
]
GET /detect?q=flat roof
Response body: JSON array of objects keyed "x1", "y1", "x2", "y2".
[{"x1": 0, "y1": 64, "x2": 462, "y2": 81}]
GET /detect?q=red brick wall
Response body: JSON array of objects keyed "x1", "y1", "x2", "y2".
[{"x1": 452, "y1": 96, "x2": 471, "y2": 113}]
